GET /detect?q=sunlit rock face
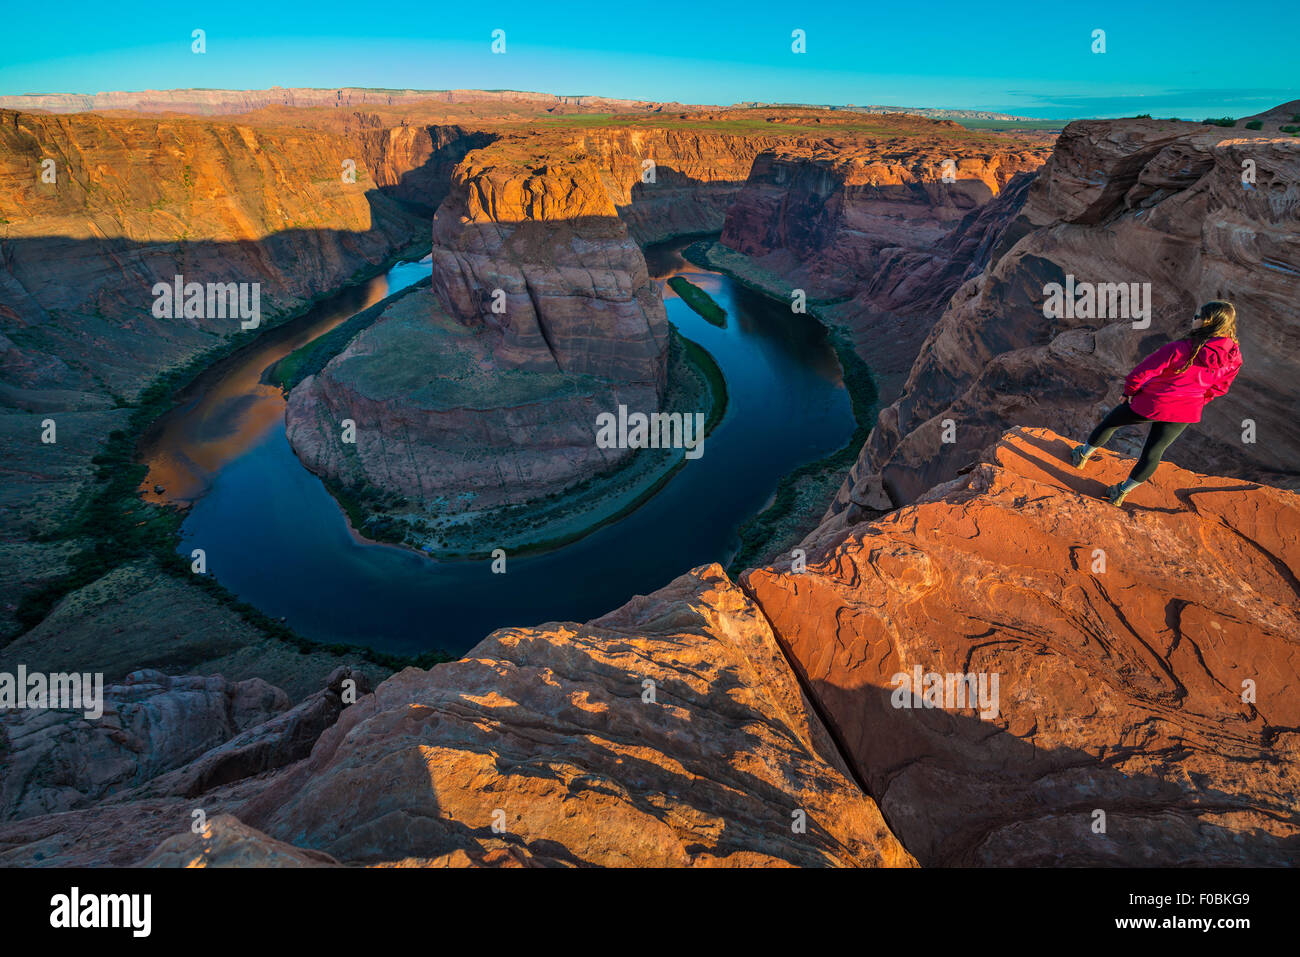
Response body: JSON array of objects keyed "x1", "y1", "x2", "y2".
[
  {"x1": 285, "y1": 115, "x2": 1053, "y2": 517},
  {"x1": 428, "y1": 148, "x2": 669, "y2": 389},
  {"x1": 286, "y1": 140, "x2": 673, "y2": 513},
  {"x1": 749, "y1": 427, "x2": 1300, "y2": 866},
  {"x1": 0, "y1": 109, "x2": 437, "y2": 396},
  {"x1": 236, "y1": 563, "x2": 914, "y2": 868},
  {"x1": 0, "y1": 568, "x2": 916, "y2": 868}
]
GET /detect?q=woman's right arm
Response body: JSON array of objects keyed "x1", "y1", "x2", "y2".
[{"x1": 1204, "y1": 351, "x2": 1243, "y2": 400}]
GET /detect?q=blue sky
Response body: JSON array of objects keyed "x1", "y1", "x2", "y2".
[{"x1": 2, "y1": 1, "x2": 1294, "y2": 118}]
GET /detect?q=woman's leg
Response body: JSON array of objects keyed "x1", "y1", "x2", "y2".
[
  {"x1": 1127, "y1": 421, "x2": 1190, "y2": 484},
  {"x1": 1087, "y1": 402, "x2": 1148, "y2": 449}
]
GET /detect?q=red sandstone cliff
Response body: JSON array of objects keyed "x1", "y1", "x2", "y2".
[
  {"x1": 0, "y1": 106, "x2": 480, "y2": 636},
  {"x1": 714, "y1": 130, "x2": 1050, "y2": 405},
  {"x1": 0, "y1": 108, "x2": 463, "y2": 407},
  {"x1": 6, "y1": 100, "x2": 1297, "y2": 870}
]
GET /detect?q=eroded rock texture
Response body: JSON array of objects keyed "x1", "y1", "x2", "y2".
[
  {"x1": 748, "y1": 427, "x2": 1300, "y2": 866},
  {"x1": 237, "y1": 564, "x2": 910, "y2": 867},
  {"x1": 428, "y1": 149, "x2": 669, "y2": 387},
  {"x1": 284, "y1": 282, "x2": 657, "y2": 510},
  {"x1": 0, "y1": 106, "x2": 478, "y2": 640},
  {"x1": 0, "y1": 670, "x2": 288, "y2": 821},
  {"x1": 285, "y1": 115, "x2": 1051, "y2": 514},
  {"x1": 5, "y1": 430, "x2": 1296, "y2": 867},
  {"x1": 0, "y1": 569, "x2": 913, "y2": 868}
]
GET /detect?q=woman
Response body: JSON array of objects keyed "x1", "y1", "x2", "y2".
[{"x1": 1070, "y1": 300, "x2": 1242, "y2": 505}]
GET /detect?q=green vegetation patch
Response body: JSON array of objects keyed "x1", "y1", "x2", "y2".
[
  {"x1": 667, "y1": 275, "x2": 727, "y2": 327},
  {"x1": 954, "y1": 118, "x2": 1067, "y2": 131},
  {"x1": 272, "y1": 275, "x2": 432, "y2": 390},
  {"x1": 320, "y1": 289, "x2": 608, "y2": 410}
]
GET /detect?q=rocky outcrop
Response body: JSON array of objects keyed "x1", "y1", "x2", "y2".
[
  {"x1": 748, "y1": 427, "x2": 1300, "y2": 865},
  {"x1": 720, "y1": 144, "x2": 1044, "y2": 301},
  {"x1": 235, "y1": 564, "x2": 911, "y2": 867},
  {"x1": 6, "y1": 427, "x2": 1295, "y2": 868},
  {"x1": 714, "y1": 129, "x2": 1050, "y2": 415},
  {"x1": 428, "y1": 146, "x2": 669, "y2": 387},
  {"x1": 853, "y1": 169, "x2": 1039, "y2": 317},
  {"x1": 284, "y1": 115, "x2": 1052, "y2": 519},
  {"x1": 124, "y1": 666, "x2": 369, "y2": 801},
  {"x1": 0, "y1": 668, "x2": 368, "y2": 866},
  {"x1": 581, "y1": 127, "x2": 790, "y2": 243},
  {"x1": 0, "y1": 105, "x2": 479, "y2": 638},
  {"x1": 838, "y1": 107, "x2": 1300, "y2": 510},
  {"x1": 1, "y1": 566, "x2": 914, "y2": 868},
  {"x1": 0, "y1": 107, "x2": 445, "y2": 407},
  {"x1": 8, "y1": 99, "x2": 1296, "y2": 871},
  {"x1": 285, "y1": 283, "x2": 655, "y2": 511},
  {"x1": 344, "y1": 117, "x2": 495, "y2": 208},
  {"x1": 141, "y1": 815, "x2": 340, "y2": 867},
  {"x1": 0, "y1": 670, "x2": 288, "y2": 821},
  {"x1": 286, "y1": 136, "x2": 679, "y2": 514}
]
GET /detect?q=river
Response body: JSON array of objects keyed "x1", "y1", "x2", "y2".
[{"x1": 137, "y1": 237, "x2": 854, "y2": 657}]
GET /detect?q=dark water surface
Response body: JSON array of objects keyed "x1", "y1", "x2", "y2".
[{"x1": 138, "y1": 239, "x2": 854, "y2": 656}]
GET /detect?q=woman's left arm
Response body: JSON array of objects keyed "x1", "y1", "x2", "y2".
[{"x1": 1124, "y1": 342, "x2": 1181, "y2": 396}]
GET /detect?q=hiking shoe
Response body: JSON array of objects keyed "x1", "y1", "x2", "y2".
[
  {"x1": 1070, "y1": 445, "x2": 1093, "y2": 469},
  {"x1": 1106, "y1": 483, "x2": 1132, "y2": 507}
]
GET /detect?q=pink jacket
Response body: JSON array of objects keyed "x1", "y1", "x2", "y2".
[{"x1": 1124, "y1": 337, "x2": 1242, "y2": 423}]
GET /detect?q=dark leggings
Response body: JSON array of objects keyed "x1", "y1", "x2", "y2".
[{"x1": 1087, "y1": 402, "x2": 1189, "y2": 483}]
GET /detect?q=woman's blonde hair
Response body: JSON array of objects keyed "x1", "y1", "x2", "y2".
[{"x1": 1175, "y1": 300, "x2": 1238, "y2": 373}]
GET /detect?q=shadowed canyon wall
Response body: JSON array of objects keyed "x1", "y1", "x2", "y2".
[{"x1": 0, "y1": 107, "x2": 482, "y2": 639}]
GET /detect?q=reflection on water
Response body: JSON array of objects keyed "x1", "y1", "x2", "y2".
[
  {"x1": 140, "y1": 241, "x2": 855, "y2": 657},
  {"x1": 139, "y1": 262, "x2": 428, "y2": 503}
]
